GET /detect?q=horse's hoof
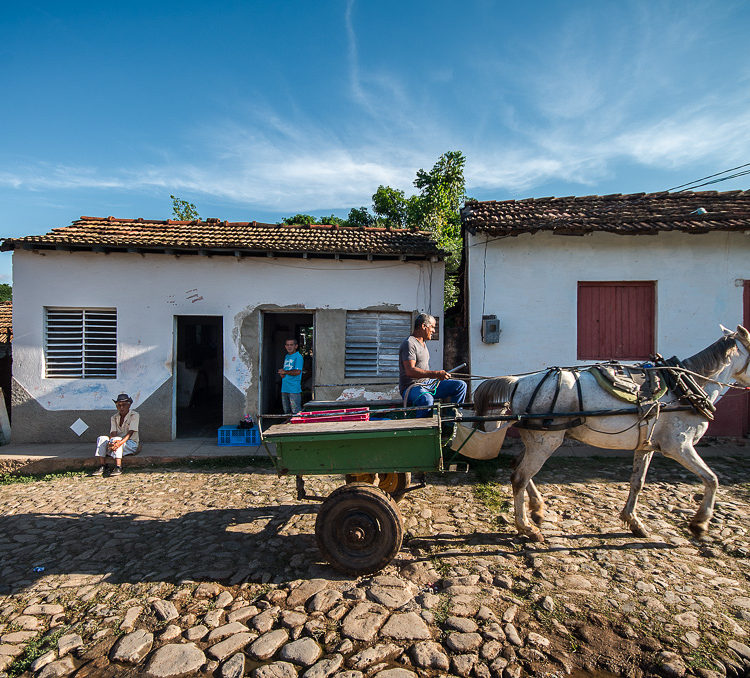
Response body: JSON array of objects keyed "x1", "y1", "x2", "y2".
[
  {"x1": 689, "y1": 522, "x2": 708, "y2": 539},
  {"x1": 522, "y1": 530, "x2": 544, "y2": 543},
  {"x1": 630, "y1": 524, "x2": 649, "y2": 538},
  {"x1": 531, "y1": 511, "x2": 544, "y2": 526}
]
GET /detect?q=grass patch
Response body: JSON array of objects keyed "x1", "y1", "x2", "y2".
[
  {"x1": 432, "y1": 594, "x2": 451, "y2": 625},
  {"x1": 473, "y1": 482, "x2": 511, "y2": 513},
  {"x1": 0, "y1": 470, "x2": 87, "y2": 486},
  {"x1": 430, "y1": 555, "x2": 451, "y2": 578},
  {"x1": 7, "y1": 625, "x2": 71, "y2": 677}
]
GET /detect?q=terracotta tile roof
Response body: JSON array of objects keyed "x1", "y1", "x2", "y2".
[
  {"x1": 0, "y1": 301, "x2": 11, "y2": 343},
  {"x1": 462, "y1": 190, "x2": 750, "y2": 236},
  {"x1": 1, "y1": 217, "x2": 442, "y2": 259}
]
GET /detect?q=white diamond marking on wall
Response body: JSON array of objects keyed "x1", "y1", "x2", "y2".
[{"x1": 70, "y1": 418, "x2": 89, "y2": 436}]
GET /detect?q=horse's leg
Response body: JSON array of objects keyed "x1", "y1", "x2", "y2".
[
  {"x1": 526, "y1": 480, "x2": 545, "y2": 525},
  {"x1": 619, "y1": 450, "x2": 654, "y2": 537},
  {"x1": 661, "y1": 442, "x2": 719, "y2": 538},
  {"x1": 512, "y1": 430, "x2": 564, "y2": 542}
]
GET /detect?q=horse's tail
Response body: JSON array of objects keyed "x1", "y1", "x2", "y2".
[{"x1": 473, "y1": 376, "x2": 518, "y2": 417}]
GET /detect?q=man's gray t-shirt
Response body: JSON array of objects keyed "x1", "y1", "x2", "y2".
[{"x1": 398, "y1": 336, "x2": 430, "y2": 392}]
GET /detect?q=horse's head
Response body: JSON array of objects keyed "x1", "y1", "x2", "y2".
[{"x1": 729, "y1": 324, "x2": 750, "y2": 386}]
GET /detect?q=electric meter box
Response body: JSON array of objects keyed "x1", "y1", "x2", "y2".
[{"x1": 481, "y1": 315, "x2": 501, "y2": 343}]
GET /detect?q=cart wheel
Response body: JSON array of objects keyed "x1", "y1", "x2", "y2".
[
  {"x1": 344, "y1": 472, "x2": 411, "y2": 502},
  {"x1": 315, "y1": 483, "x2": 403, "y2": 576}
]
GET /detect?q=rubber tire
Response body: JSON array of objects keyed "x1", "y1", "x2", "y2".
[
  {"x1": 344, "y1": 472, "x2": 412, "y2": 502},
  {"x1": 315, "y1": 483, "x2": 403, "y2": 576}
]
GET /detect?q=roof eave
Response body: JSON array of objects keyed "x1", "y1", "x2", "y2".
[{"x1": 2, "y1": 240, "x2": 443, "y2": 261}]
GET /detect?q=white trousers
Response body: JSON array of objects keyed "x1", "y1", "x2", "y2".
[{"x1": 95, "y1": 436, "x2": 138, "y2": 460}]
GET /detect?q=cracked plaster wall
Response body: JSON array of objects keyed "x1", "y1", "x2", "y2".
[{"x1": 12, "y1": 250, "x2": 444, "y2": 442}]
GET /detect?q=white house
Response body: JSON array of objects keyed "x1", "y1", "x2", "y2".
[
  {"x1": 2, "y1": 217, "x2": 444, "y2": 443},
  {"x1": 462, "y1": 190, "x2": 750, "y2": 436}
]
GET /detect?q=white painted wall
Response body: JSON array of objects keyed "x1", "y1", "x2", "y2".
[
  {"x1": 13, "y1": 250, "x2": 444, "y2": 411},
  {"x1": 467, "y1": 230, "x2": 750, "y2": 376}
]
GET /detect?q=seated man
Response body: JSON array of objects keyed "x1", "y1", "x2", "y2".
[
  {"x1": 399, "y1": 313, "x2": 467, "y2": 417},
  {"x1": 92, "y1": 393, "x2": 140, "y2": 477}
]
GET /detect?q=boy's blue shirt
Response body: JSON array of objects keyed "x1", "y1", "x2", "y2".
[{"x1": 281, "y1": 351, "x2": 303, "y2": 393}]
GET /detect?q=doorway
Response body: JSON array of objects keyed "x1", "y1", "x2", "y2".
[
  {"x1": 260, "y1": 312, "x2": 314, "y2": 416},
  {"x1": 175, "y1": 316, "x2": 223, "y2": 437}
]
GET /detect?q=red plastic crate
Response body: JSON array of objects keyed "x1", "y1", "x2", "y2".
[{"x1": 290, "y1": 407, "x2": 370, "y2": 424}]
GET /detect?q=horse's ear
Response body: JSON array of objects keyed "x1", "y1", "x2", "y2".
[
  {"x1": 737, "y1": 325, "x2": 750, "y2": 343},
  {"x1": 720, "y1": 324, "x2": 732, "y2": 336}
]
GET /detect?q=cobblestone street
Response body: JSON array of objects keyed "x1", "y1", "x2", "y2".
[{"x1": 1, "y1": 450, "x2": 749, "y2": 678}]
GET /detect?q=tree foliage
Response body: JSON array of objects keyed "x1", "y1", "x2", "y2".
[
  {"x1": 283, "y1": 213, "x2": 344, "y2": 226},
  {"x1": 170, "y1": 195, "x2": 200, "y2": 221},
  {"x1": 0, "y1": 284, "x2": 10, "y2": 303}
]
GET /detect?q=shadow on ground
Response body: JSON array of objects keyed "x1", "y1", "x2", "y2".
[{"x1": 0, "y1": 503, "x2": 321, "y2": 596}]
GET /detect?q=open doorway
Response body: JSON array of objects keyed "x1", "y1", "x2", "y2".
[
  {"x1": 175, "y1": 316, "x2": 223, "y2": 437},
  {"x1": 260, "y1": 312, "x2": 314, "y2": 415}
]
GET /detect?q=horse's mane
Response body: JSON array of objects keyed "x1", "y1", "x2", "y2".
[
  {"x1": 473, "y1": 376, "x2": 519, "y2": 417},
  {"x1": 682, "y1": 334, "x2": 737, "y2": 379}
]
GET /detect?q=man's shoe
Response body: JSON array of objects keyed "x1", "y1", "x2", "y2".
[
  {"x1": 91, "y1": 466, "x2": 105, "y2": 477},
  {"x1": 110, "y1": 466, "x2": 122, "y2": 477}
]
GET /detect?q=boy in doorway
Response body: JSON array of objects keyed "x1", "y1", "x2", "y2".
[{"x1": 278, "y1": 338, "x2": 303, "y2": 414}]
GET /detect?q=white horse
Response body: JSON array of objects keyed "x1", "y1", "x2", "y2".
[{"x1": 473, "y1": 325, "x2": 750, "y2": 542}]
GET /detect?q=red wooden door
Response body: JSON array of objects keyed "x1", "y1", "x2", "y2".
[
  {"x1": 577, "y1": 282, "x2": 655, "y2": 360},
  {"x1": 706, "y1": 281, "x2": 750, "y2": 437}
]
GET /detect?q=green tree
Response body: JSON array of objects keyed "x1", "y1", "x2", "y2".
[
  {"x1": 411, "y1": 151, "x2": 467, "y2": 308},
  {"x1": 317, "y1": 214, "x2": 344, "y2": 226},
  {"x1": 360, "y1": 152, "x2": 467, "y2": 308},
  {"x1": 343, "y1": 206, "x2": 375, "y2": 228},
  {"x1": 170, "y1": 195, "x2": 200, "y2": 221},
  {"x1": 372, "y1": 185, "x2": 409, "y2": 228},
  {"x1": 0, "y1": 284, "x2": 10, "y2": 303},
  {"x1": 283, "y1": 213, "x2": 318, "y2": 225}
]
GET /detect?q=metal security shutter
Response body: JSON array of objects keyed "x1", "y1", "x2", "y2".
[
  {"x1": 345, "y1": 312, "x2": 411, "y2": 377},
  {"x1": 45, "y1": 308, "x2": 117, "y2": 378},
  {"x1": 577, "y1": 282, "x2": 655, "y2": 360}
]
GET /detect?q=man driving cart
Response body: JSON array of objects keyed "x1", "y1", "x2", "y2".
[{"x1": 399, "y1": 313, "x2": 467, "y2": 417}]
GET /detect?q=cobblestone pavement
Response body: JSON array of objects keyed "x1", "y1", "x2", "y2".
[{"x1": 0, "y1": 451, "x2": 749, "y2": 678}]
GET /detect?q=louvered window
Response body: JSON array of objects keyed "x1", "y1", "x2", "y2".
[
  {"x1": 44, "y1": 308, "x2": 117, "y2": 378},
  {"x1": 345, "y1": 312, "x2": 412, "y2": 377}
]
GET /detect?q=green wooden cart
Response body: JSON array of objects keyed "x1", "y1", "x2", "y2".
[{"x1": 261, "y1": 414, "x2": 449, "y2": 575}]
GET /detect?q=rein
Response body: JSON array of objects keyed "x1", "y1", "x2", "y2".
[{"x1": 452, "y1": 364, "x2": 750, "y2": 391}]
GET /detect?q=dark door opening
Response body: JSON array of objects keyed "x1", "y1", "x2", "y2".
[
  {"x1": 175, "y1": 316, "x2": 223, "y2": 437},
  {"x1": 260, "y1": 312, "x2": 314, "y2": 416}
]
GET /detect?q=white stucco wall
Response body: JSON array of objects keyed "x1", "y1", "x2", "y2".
[
  {"x1": 13, "y1": 250, "x2": 444, "y2": 411},
  {"x1": 467, "y1": 230, "x2": 750, "y2": 376}
]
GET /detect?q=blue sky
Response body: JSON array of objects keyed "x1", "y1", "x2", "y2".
[{"x1": 1, "y1": 1, "x2": 749, "y2": 282}]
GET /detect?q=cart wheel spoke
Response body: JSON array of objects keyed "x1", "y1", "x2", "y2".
[{"x1": 316, "y1": 483, "x2": 403, "y2": 576}]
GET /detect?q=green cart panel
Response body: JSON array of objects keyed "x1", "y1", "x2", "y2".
[{"x1": 262, "y1": 418, "x2": 443, "y2": 475}]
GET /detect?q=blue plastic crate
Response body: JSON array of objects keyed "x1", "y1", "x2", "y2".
[{"x1": 218, "y1": 425, "x2": 260, "y2": 446}]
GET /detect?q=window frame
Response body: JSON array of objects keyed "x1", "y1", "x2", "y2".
[{"x1": 44, "y1": 307, "x2": 118, "y2": 379}]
